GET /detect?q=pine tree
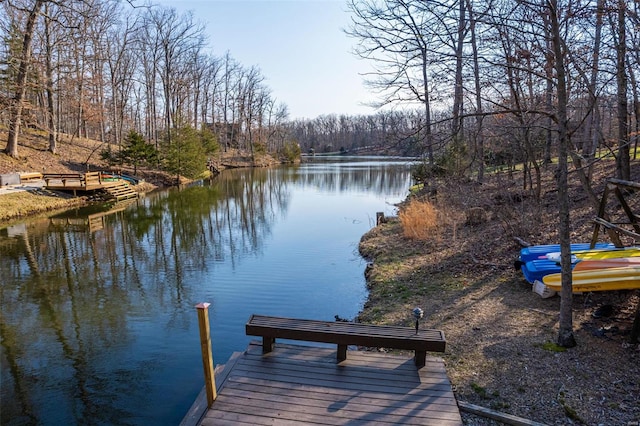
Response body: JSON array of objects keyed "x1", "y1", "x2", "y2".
[
  {"x1": 120, "y1": 130, "x2": 158, "y2": 174},
  {"x1": 163, "y1": 126, "x2": 207, "y2": 180}
]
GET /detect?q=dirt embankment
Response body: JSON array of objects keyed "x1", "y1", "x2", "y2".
[{"x1": 358, "y1": 164, "x2": 640, "y2": 425}]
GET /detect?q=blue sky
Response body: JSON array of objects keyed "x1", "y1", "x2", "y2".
[{"x1": 154, "y1": 0, "x2": 379, "y2": 120}]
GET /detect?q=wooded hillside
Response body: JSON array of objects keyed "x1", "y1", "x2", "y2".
[{"x1": 1, "y1": 1, "x2": 638, "y2": 180}]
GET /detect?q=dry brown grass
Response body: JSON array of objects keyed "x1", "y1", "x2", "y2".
[
  {"x1": 398, "y1": 196, "x2": 466, "y2": 242},
  {"x1": 398, "y1": 199, "x2": 439, "y2": 240},
  {"x1": 0, "y1": 191, "x2": 86, "y2": 223},
  {"x1": 0, "y1": 129, "x2": 111, "y2": 175}
]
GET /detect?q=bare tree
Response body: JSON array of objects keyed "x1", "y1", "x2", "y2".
[
  {"x1": 104, "y1": 3, "x2": 139, "y2": 148},
  {"x1": 4, "y1": 0, "x2": 45, "y2": 157},
  {"x1": 42, "y1": 1, "x2": 57, "y2": 153},
  {"x1": 346, "y1": 0, "x2": 439, "y2": 162},
  {"x1": 613, "y1": 0, "x2": 630, "y2": 180},
  {"x1": 580, "y1": 0, "x2": 605, "y2": 163},
  {"x1": 629, "y1": 0, "x2": 640, "y2": 157},
  {"x1": 546, "y1": 0, "x2": 576, "y2": 348},
  {"x1": 143, "y1": 7, "x2": 205, "y2": 142},
  {"x1": 198, "y1": 53, "x2": 223, "y2": 131},
  {"x1": 465, "y1": 0, "x2": 487, "y2": 183}
]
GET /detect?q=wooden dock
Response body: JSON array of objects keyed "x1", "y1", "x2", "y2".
[
  {"x1": 43, "y1": 172, "x2": 138, "y2": 200},
  {"x1": 183, "y1": 341, "x2": 463, "y2": 426}
]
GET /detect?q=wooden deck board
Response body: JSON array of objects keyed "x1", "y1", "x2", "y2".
[{"x1": 196, "y1": 342, "x2": 462, "y2": 426}]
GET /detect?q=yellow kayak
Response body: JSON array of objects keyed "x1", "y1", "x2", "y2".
[
  {"x1": 542, "y1": 266, "x2": 640, "y2": 292},
  {"x1": 546, "y1": 247, "x2": 640, "y2": 263},
  {"x1": 575, "y1": 248, "x2": 640, "y2": 260}
]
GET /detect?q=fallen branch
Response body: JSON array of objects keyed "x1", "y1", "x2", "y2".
[
  {"x1": 528, "y1": 308, "x2": 556, "y2": 317},
  {"x1": 458, "y1": 401, "x2": 549, "y2": 426},
  {"x1": 470, "y1": 253, "x2": 501, "y2": 268},
  {"x1": 514, "y1": 236, "x2": 532, "y2": 247}
]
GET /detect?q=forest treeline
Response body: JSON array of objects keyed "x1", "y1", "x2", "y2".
[{"x1": 1, "y1": 0, "x2": 639, "y2": 188}]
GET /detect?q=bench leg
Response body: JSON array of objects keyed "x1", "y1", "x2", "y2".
[
  {"x1": 414, "y1": 350, "x2": 426, "y2": 368},
  {"x1": 337, "y1": 344, "x2": 347, "y2": 362},
  {"x1": 262, "y1": 337, "x2": 275, "y2": 354}
]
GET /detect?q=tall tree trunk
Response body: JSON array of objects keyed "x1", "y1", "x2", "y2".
[
  {"x1": 615, "y1": 0, "x2": 630, "y2": 180},
  {"x1": 4, "y1": 0, "x2": 45, "y2": 157},
  {"x1": 582, "y1": 0, "x2": 605, "y2": 165},
  {"x1": 628, "y1": 59, "x2": 639, "y2": 159},
  {"x1": 451, "y1": 0, "x2": 466, "y2": 141},
  {"x1": 421, "y1": 50, "x2": 434, "y2": 164},
  {"x1": 44, "y1": 5, "x2": 57, "y2": 154},
  {"x1": 548, "y1": 0, "x2": 576, "y2": 348},
  {"x1": 466, "y1": 0, "x2": 484, "y2": 183},
  {"x1": 544, "y1": 74, "x2": 554, "y2": 164}
]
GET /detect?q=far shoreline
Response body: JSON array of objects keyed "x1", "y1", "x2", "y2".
[{"x1": 0, "y1": 147, "x2": 288, "y2": 227}]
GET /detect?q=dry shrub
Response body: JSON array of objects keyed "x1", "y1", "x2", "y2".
[{"x1": 399, "y1": 199, "x2": 439, "y2": 240}]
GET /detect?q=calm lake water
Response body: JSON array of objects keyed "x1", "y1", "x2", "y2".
[{"x1": 0, "y1": 157, "x2": 415, "y2": 425}]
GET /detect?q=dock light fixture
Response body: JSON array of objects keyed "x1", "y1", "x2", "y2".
[{"x1": 412, "y1": 307, "x2": 423, "y2": 334}]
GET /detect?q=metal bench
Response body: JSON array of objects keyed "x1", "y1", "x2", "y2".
[{"x1": 245, "y1": 314, "x2": 446, "y2": 368}]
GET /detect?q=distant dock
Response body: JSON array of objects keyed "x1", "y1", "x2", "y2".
[{"x1": 43, "y1": 171, "x2": 138, "y2": 200}]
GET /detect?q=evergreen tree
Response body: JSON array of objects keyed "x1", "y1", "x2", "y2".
[
  {"x1": 163, "y1": 126, "x2": 207, "y2": 180},
  {"x1": 120, "y1": 130, "x2": 158, "y2": 174}
]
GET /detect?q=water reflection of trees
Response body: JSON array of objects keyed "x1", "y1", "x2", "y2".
[
  {"x1": 0, "y1": 166, "x2": 290, "y2": 425},
  {"x1": 0, "y1": 222, "x2": 135, "y2": 424},
  {"x1": 287, "y1": 162, "x2": 413, "y2": 198}
]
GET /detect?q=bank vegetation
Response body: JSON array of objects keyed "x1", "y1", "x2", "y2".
[{"x1": 358, "y1": 159, "x2": 639, "y2": 425}]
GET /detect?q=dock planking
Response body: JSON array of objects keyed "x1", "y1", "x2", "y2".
[{"x1": 192, "y1": 341, "x2": 463, "y2": 425}]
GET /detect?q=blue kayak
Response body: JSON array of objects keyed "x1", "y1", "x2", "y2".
[
  {"x1": 521, "y1": 259, "x2": 564, "y2": 283},
  {"x1": 518, "y1": 243, "x2": 615, "y2": 263}
]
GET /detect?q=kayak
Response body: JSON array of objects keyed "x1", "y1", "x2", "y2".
[
  {"x1": 518, "y1": 244, "x2": 638, "y2": 284},
  {"x1": 542, "y1": 266, "x2": 640, "y2": 292},
  {"x1": 573, "y1": 257, "x2": 640, "y2": 271},
  {"x1": 545, "y1": 247, "x2": 640, "y2": 262},
  {"x1": 574, "y1": 247, "x2": 640, "y2": 260},
  {"x1": 518, "y1": 243, "x2": 615, "y2": 263},
  {"x1": 521, "y1": 259, "x2": 562, "y2": 283}
]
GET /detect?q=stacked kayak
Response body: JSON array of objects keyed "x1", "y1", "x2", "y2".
[
  {"x1": 543, "y1": 267, "x2": 640, "y2": 292},
  {"x1": 519, "y1": 243, "x2": 615, "y2": 263},
  {"x1": 521, "y1": 259, "x2": 566, "y2": 284},
  {"x1": 572, "y1": 257, "x2": 640, "y2": 271},
  {"x1": 518, "y1": 243, "x2": 640, "y2": 294},
  {"x1": 519, "y1": 243, "x2": 615, "y2": 283}
]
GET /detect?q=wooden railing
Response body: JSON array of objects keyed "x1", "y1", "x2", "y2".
[
  {"x1": 43, "y1": 172, "x2": 107, "y2": 188},
  {"x1": 43, "y1": 173, "x2": 85, "y2": 187}
]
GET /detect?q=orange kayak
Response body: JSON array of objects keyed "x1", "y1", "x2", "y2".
[{"x1": 573, "y1": 257, "x2": 640, "y2": 271}]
